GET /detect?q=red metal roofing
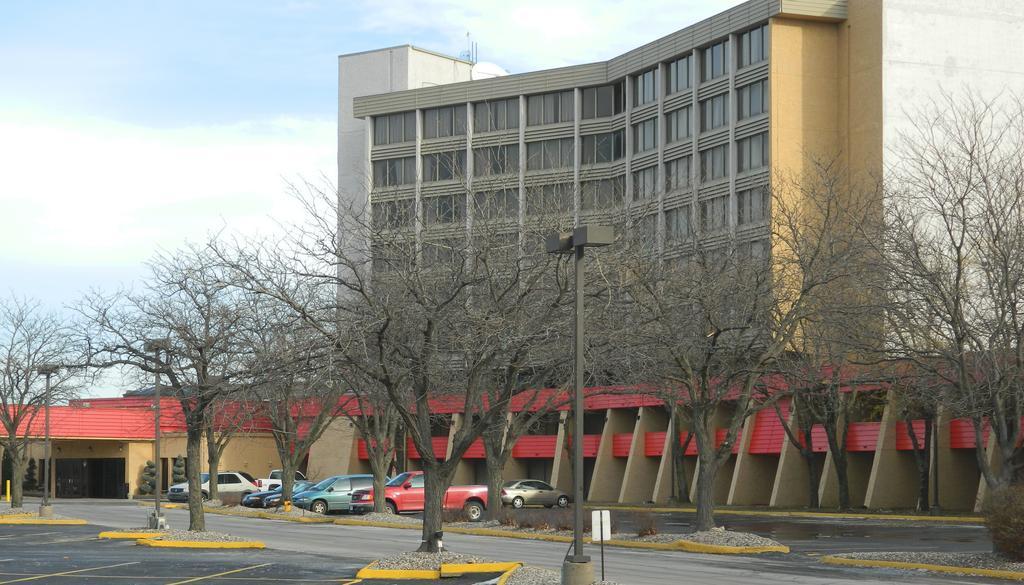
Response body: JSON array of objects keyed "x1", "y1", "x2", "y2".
[{"x1": 6, "y1": 406, "x2": 157, "y2": 440}]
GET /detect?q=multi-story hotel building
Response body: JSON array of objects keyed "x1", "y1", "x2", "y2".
[{"x1": 6, "y1": 0, "x2": 1023, "y2": 512}]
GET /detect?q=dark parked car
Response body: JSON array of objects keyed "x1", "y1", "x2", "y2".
[{"x1": 242, "y1": 480, "x2": 315, "y2": 508}]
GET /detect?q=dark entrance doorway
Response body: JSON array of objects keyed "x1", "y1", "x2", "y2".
[{"x1": 55, "y1": 458, "x2": 126, "y2": 498}]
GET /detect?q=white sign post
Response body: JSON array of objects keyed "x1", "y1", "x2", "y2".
[{"x1": 591, "y1": 509, "x2": 611, "y2": 581}]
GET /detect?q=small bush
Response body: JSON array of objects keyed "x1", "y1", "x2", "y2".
[
  {"x1": 553, "y1": 509, "x2": 573, "y2": 532},
  {"x1": 516, "y1": 509, "x2": 551, "y2": 531},
  {"x1": 633, "y1": 511, "x2": 660, "y2": 538},
  {"x1": 442, "y1": 508, "x2": 470, "y2": 523},
  {"x1": 219, "y1": 493, "x2": 243, "y2": 507},
  {"x1": 498, "y1": 510, "x2": 518, "y2": 527},
  {"x1": 986, "y1": 486, "x2": 1024, "y2": 561}
]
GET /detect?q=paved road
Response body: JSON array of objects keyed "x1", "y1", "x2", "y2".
[{"x1": 13, "y1": 499, "x2": 1006, "y2": 585}]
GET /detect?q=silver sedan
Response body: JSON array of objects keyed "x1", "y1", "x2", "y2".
[{"x1": 500, "y1": 479, "x2": 571, "y2": 509}]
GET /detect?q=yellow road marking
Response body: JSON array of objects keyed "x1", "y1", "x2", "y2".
[
  {"x1": 166, "y1": 563, "x2": 272, "y2": 585},
  {"x1": 0, "y1": 561, "x2": 139, "y2": 584}
]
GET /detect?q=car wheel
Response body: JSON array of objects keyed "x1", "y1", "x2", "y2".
[
  {"x1": 464, "y1": 501, "x2": 484, "y2": 522},
  {"x1": 511, "y1": 496, "x2": 525, "y2": 509},
  {"x1": 557, "y1": 495, "x2": 569, "y2": 508},
  {"x1": 311, "y1": 500, "x2": 329, "y2": 515},
  {"x1": 385, "y1": 501, "x2": 398, "y2": 515}
]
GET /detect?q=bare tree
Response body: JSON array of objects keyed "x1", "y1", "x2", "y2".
[
  {"x1": 204, "y1": 396, "x2": 259, "y2": 502},
  {"x1": 883, "y1": 92, "x2": 1024, "y2": 493},
  {"x1": 611, "y1": 159, "x2": 880, "y2": 529},
  {"x1": 78, "y1": 245, "x2": 253, "y2": 530},
  {"x1": 0, "y1": 296, "x2": 81, "y2": 508}
]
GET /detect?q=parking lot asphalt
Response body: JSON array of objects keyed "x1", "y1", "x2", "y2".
[
  {"x1": 12, "y1": 499, "x2": 1011, "y2": 585},
  {"x1": 0, "y1": 524, "x2": 491, "y2": 585}
]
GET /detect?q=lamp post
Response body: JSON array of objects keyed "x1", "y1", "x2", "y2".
[
  {"x1": 145, "y1": 339, "x2": 170, "y2": 529},
  {"x1": 546, "y1": 225, "x2": 614, "y2": 585},
  {"x1": 35, "y1": 364, "x2": 60, "y2": 518}
]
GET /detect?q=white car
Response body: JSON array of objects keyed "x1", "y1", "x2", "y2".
[
  {"x1": 255, "y1": 469, "x2": 307, "y2": 492},
  {"x1": 167, "y1": 471, "x2": 259, "y2": 502}
]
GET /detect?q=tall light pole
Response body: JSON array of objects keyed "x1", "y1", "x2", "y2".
[
  {"x1": 546, "y1": 225, "x2": 613, "y2": 585},
  {"x1": 35, "y1": 364, "x2": 60, "y2": 518},
  {"x1": 145, "y1": 339, "x2": 170, "y2": 529}
]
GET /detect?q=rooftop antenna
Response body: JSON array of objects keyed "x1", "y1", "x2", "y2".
[{"x1": 459, "y1": 32, "x2": 477, "y2": 63}]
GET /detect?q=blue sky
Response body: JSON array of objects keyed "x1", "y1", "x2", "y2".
[{"x1": 0, "y1": 0, "x2": 743, "y2": 311}]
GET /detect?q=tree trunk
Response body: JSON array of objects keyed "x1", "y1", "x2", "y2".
[
  {"x1": 205, "y1": 427, "x2": 220, "y2": 502},
  {"x1": 8, "y1": 447, "x2": 24, "y2": 509},
  {"x1": 694, "y1": 454, "x2": 718, "y2": 531},
  {"x1": 671, "y1": 408, "x2": 693, "y2": 504},
  {"x1": 280, "y1": 457, "x2": 296, "y2": 504},
  {"x1": 834, "y1": 451, "x2": 850, "y2": 510},
  {"x1": 905, "y1": 417, "x2": 932, "y2": 513},
  {"x1": 692, "y1": 408, "x2": 718, "y2": 531},
  {"x1": 369, "y1": 456, "x2": 389, "y2": 513},
  {"x1": 484, "y1": 449, "x2": 509, "y2": 520},
  {"x1": 801, "y1": 450, "x2": 820, "y2": 509},
  {"x1": 418, "y1": 468, "x2": 448, "y2": 552},
  {"x1": 186, "y1": 426, "x2": 205, "y2": 531}
]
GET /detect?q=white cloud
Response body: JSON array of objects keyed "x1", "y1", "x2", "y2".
[
  {"x1": 354, "y1": 0, "x2": 746, "y2": 72},
  {"x1": 0, "y1": 110, "x2": 335, "y2": 268}
]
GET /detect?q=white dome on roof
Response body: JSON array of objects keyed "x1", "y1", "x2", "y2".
[{"x1": 471, "y1": 62, "x2": 509, "y2": 80}]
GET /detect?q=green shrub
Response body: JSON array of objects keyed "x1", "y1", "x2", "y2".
[
  {"x1": 172, "y1": 456, "x2": 187, "y2": 484},
  {"x1": 985, "y1": 486, "x2": 1024, "y2": 561},
  {"x1": 633, "y1": 511, "x2": 660, "y2": 537},
  {"x1": 23, "y1": 459, "x2": 37, "y2": 490},
  {"x1": 139, "y1": 460, "x2": 157, "y2": 495}
]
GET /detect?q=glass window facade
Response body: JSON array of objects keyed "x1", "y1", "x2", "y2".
[
  {"x1": 526, "y1": 138, "x2": 574, "y2": 170},
  {"x1": 423, "y1": 105, "x2": 467, "y2": 139},
  {"x1": 666, "y1": 56, "x2": 691, "y2": 94},
  {"x1": 424, "y1": 194, "x2": 466, "y2": 225},
  {"x1": 527, "y1": 91, "x2": 574, "y2": 126},
  {"x1": 702, "y1": 40, "x2": 729, "y2": 82},
  {"x1": 581, "y1": 82, "x2": 625, "y2": 119},
  {"x1": 666, "y1": 106, "x2": 692, "y2": 143},
  {"x1": 700, "y1": 195, "x2": 729, "y2": 232},
  {"x1": 526, "y1": 183, "x2": 573, "y2": 215},
  {"x1": 632, "y1": 166, "x2": 656, "y2": 201},
  {"x1": 474, "y1": 98, "x2": 520, "y2": 132},
  {"x1": 700, "y1": 144, "x2": 729, "y2": 181},
  {"x1": 372, "y1": 156, "x2": 416, "y2": 187},
  {"x1": 474, "y1": 189, "x2": 519, "y2": 220},
  {"x1": 737, "y1": 79, "x2": 768, "y2": 120},
  {"x1": 633, "y1": 69, "x2": 657, "y2": 106},
  {"x1": 581, "y1": 130, "x2": 625, "y2": 164},
  {"x1": 737, "y1": 187, "x2": 768, "y2": 225},
  {"x1": 373, "y1": 111, "x2": 416, "y2": 145},
  {"x1": 700, "y1": 93, "x2": 729, "y2": 132},
  {"x1": 664, "y1": 156, "x2": 691, "y2": 192},
  {"x1": 665, "y1": 205, "x2": 691, "y2": 241},
  {"x1": 633, "y1": 118, "x2": 657, "y2": 154},
  {"x1": 422, "y1": 150, "x2": 466, "y2": 182},
  {"x1": 739, "y1": 24, "x2": 769, "y2": 68},
  {"x1": 473, "y1": 144, "x2": 519, "y2": 177},
  {"x1": 737, "y1": 132, "x2": 769, "y2": 172},
  {"x1": 581, "y1": 177, "x2": 625, "y2": 210}
]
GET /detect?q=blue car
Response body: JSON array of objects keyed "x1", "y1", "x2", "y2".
[
  {"x1": 292, "y1": 474, "x2": 375, "y2": 515},
  {"x1": 242, "y1": 480, "x2": 315, "y2": 508}
]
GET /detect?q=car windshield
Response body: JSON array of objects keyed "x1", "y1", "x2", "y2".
[
  {"x1": 502, "y1": 481, "x2": 518, "y2": 488},
  {"x1": 200, "y1": 473, "x2": 210, "y2": 484},
  {"x1": 312, "y1": 477, "x2": 338, "y2": 491},
  {"x1": 293, "y1": 481, "x2": 313, "y2": 492},
  {"x1": 386, "y1": 472, "x2": 413, "y2": 487}
]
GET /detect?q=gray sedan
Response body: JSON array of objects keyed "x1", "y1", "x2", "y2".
[{"x1": 500, "y1": 479, "x2": 571, "y2": 509}]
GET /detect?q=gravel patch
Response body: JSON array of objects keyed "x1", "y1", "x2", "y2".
[
  {"x1": 0, "y1": 508, "x2": 33, "y2": 516},
  {"x1": 678, "y1": 527, "x2": 783, "y2": 548},
  {"x1": 207, "y1": 504, "x2": 327, "y2": 519},
  {"x1": 359, "y1": 512, "x2": 422, "y2": 525},
  {"x1": 111, "y1": 527, "x2": 171, "y2": 533},
  {"x1": 149, "y1": 530, "x2": 250, "y2": 543},
  {"x1": 504, "y1": 565, "x2": 618, "y2": 585},
  {"x1": 373, "y1": 551, "x2": 487, "y2": 570},
  {"x1": 837, "y1": 552, "x2": 1024, "y2": 573}
]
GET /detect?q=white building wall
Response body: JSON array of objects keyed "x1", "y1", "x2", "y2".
[{"x1": 881, "y1": 0, "x2": 1024, "y2": 167}]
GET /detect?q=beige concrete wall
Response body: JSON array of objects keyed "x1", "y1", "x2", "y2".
[
  {"x1": 727, "y1": 414, "x2": 778, "y2": 506},
  {"x1": 934, "y1": 412, "x2": 979, "y2": 511},
  {"x1": 550, "y1": 411, "x2": 572, "y2": 491},
  {"x1": 307, "y1": 418, "x2": 360, "y2": 478},
  {"x1": 619, "y1": 407, "x2": 667, "y2": 503},
  {"x1": 974, "y1": 433, "x2": 1001, "y2": 513},
  {"x1": 587, "y1": 409, "x2": 634, "y2": 502},
  {"x1": 448, "y1": 414, "x2": 475, "y2": 485},
  {"x1": 864, "y1": 394, "x2": 919, "y2": 509},
  {"x1": 769, "y1": 409, "x2": 812, "y2": 507}
]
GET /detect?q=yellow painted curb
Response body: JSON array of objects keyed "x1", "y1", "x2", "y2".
[
  {"x1": 440, "y1": 562, "x2": 522, "y2": 577},
  {"x1": 336, "y1": 518, "x2": 786, "y2": 555},
  {"x1": 589, "y1": 504, "x2": 983, "y2": 524},
  {"x1": 98, "y1": 531, "x2": 166, "y2": 540},
  {"x1": 0, "y1": 513, "x2": 32, "y2": 519},
  {"x1": 0, "y1": 517, "x2": 87, "y2": 525},
  {"x1": 136, "y1": 501, "x2": 186, "y2": 509},
  {"x1": 356, "y1": 560, "x2": 523, "y2": 581},
  {"x1": 136, "y1": 538, "x2": 265, "y2": 549},
  {"x1": 821, "y1": 555, "x2": 1024, "y2": 581}
]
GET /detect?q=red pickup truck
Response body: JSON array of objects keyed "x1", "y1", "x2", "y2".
[{"x1": 350, "y1": 471, "x2": 489, "y2": 521}]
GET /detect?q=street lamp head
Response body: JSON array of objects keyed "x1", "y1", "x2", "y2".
[
  {"x1": 144, "y1": 338, "x2": 171, "y2": 353},
  {"x1": 572, "y1": 225, "x2": 614, "y2": 248},
  {"x1": 36, "y1": 364, "x2": 60, "y2": 376},
  {"x1": 545, "y1": 225, "x2": 615, "y2": 255},
  {"x1": 545, "y1": 232, "x2": 574, "y2": 254}
]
